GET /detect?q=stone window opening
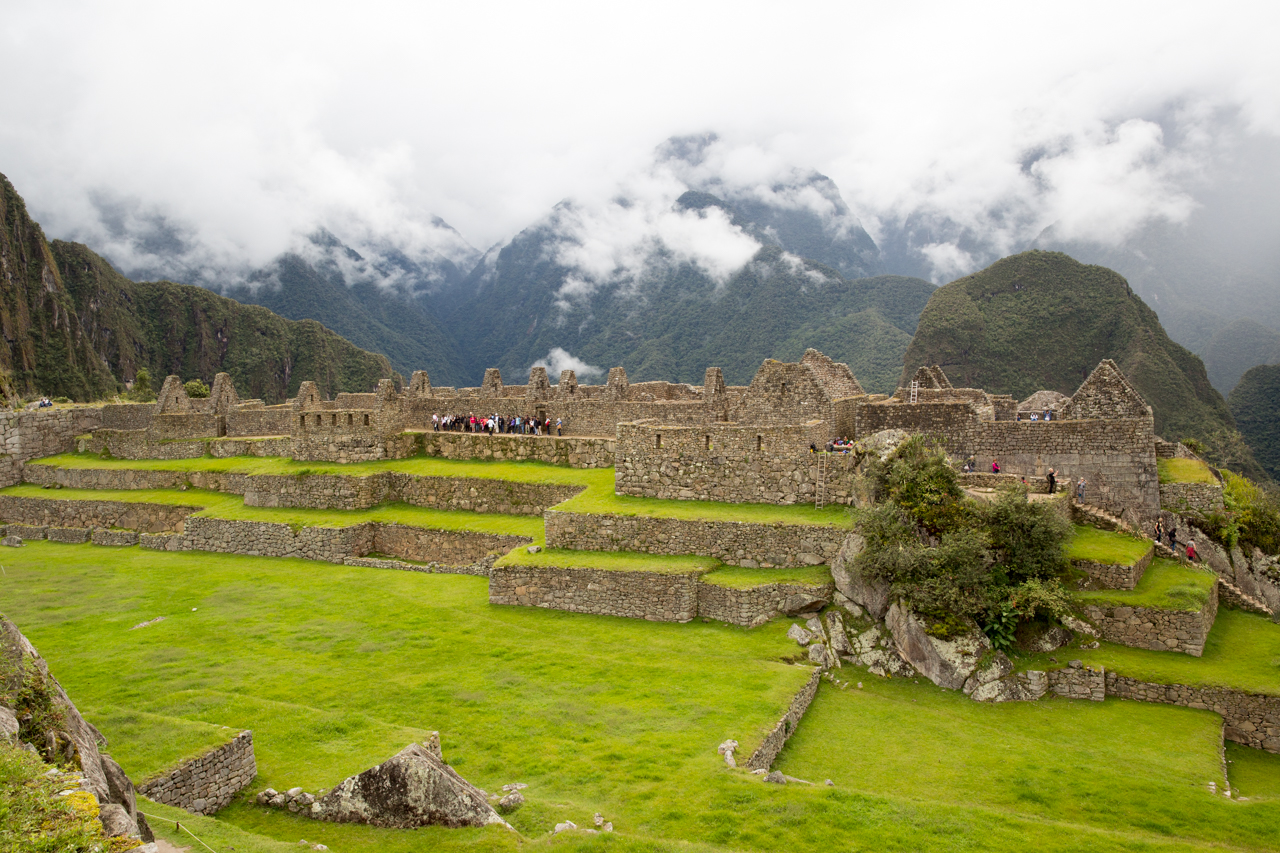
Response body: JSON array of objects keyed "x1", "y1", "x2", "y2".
[
  {"x1": 756, "y1": 435, "x2": 763, "y2": 451},
  {"x1": 315, "y1": 414, "x2": 321, "y2": 426},
  {"x1": 655, "y1": 433, "x2": 662, "y2": 449},
  {"x1": 364, "y1": 414, "x2": 370, "y2": 426},
  {"x1": 347, "y1": 414, "x2": 353, "y2": 426},
  {"x1": 705, "y1": 435, "x2": 711, "y2": 450},
  {"x1": 299, "y1": 414, "x2": 305, "y2": 428},
  {"x1": 331, "y1": 414, "x2": 337, "y2": 426}
]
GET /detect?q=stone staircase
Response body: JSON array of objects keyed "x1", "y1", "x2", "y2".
[
  {"x1": 1071, "y1": 500, "x2": 1136, "y2": 535},
  {"x1": 1217, "y1": 575, "x2": 1275, "y2": 617}
]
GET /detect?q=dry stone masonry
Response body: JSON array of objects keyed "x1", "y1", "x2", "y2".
[
  {"x1": 138, "y1": 731, "x2": 256, "y2": 814},
  {"x1": 1081, "y1": 581, "x2": 1218, "y2": 656}
]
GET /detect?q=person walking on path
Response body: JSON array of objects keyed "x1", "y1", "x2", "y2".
[
  {"x1": 1047, "y1": 468, "x2": 1056, "y2": 494},
  {"x1": 1075, "y1": 477, "x2": 1086, "y2": 501},
  {"x1": 1168, "y1": 526, "x2": 1178, "y2": 556},
  {"x1": 991, "y1": 459, "x2": 1000, "y2": 474},
  {"x1": 556, "y1": 418, "x2": 563, "y2": 436},
  {"x1": 1154, "y1": 517, "x2": 1165, "y2": 543},
  {"x1": 1185, "y1": 541, "x2": 1198, "y2": 563}
]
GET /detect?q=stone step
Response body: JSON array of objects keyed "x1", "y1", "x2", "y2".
[{"x1": 1218, "y1": 576, "x2": 1275, "y2": 617}]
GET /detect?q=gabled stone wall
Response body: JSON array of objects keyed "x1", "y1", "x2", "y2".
[{"x1": 138, "y1": 731, "x2": 256, "y2": 815}]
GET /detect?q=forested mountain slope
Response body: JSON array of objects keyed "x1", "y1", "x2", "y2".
[
  {"x1": 0, "y1": 173, "x2": 395, "y2": 404},
  {"x1": 902, "y1": 251, "x2": 1234, "y2": 441}
]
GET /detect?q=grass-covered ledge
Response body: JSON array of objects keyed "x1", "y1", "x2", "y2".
[
  {"x1": 1073, "y1": 558, "x2": 1215, "y2": 611},
  {"x1": 1066, "y1": 525, "x2": 1153, "y2": 567},
  {"x1": 1157, "y1": 457, "x2": 1218, "y2": 485},
  {"x1": 699, "y1": 565, "x2": 832, "y2": 590}
]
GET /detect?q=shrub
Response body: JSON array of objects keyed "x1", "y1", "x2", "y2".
[
  {"x1": 51, "y1": 396, "x2": 70, "y2": 404},
  {"x1": 184, "y1": 378, "x2": 210, "y2": 398},
  {"x1": 126, "y1": 369, "x2": 156, "y2": 403},
  {"x1": 981, "y1": 489, "x2": 1071, "y2": 584}
]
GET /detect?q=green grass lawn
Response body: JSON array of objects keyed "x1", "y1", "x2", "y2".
[
  {"x1": 0, "y1": 483, "x2": 544, "y2": 540},
  {"x1": 1227, "y1": 743, "x2": 1280, "y2": 800},
  {"x1": 699, "y1": 565, "x2": 832, "y2": 589},
  {"x1": 1158, "y1": 458, "x2": 1220, "y2": 485},
  {"x1": 1066, "y1": 525, "x2": 1153, "y2": 566},
  {"x1": 1074, "y1": 557, "x2": 1216, "y2": 611},
  {"x1": 494, "y1": 546, "x2": 719, "y2": 574},
  {"x1": 1018, "y1": 609, "x2": 1280, "y2": 696},
  {"x1": 34, "y1": 451, "x2": 850, "y2": 527},
  {"x1": 778, "y1": 677, "x2": 1280, "y2": 851},
  {"x1": 4, "y1": 542, "x2": 1275, "y2": 851}
]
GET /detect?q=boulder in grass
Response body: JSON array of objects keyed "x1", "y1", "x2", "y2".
[
  {"x1": 885, "y1": 603, "x2": 989, "y2": 691},
  {"x1": 315, "y1": 736, "x2": 508, "y2": 829},
  {"x1": 1, "y1": 536, "x2": 22, "y2": 548}
]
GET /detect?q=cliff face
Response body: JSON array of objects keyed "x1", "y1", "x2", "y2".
[
  {"x1": 0, "y1": 176, "x2": 116, "y2": 401},
  {"x1": 0, "y1": 173, "x2": 396, "y2": 404}
]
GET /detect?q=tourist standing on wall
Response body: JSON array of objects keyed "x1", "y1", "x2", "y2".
[
  {"x1": 1047, "y1": 468, "x2": 1056, "y2": 494},
  {"x1": 991, "y1": 459, "x2": 1000, "y2": 473},
  {"x1": 1076, "y1": 477, "x2": 1086, "y2": 501},
  {"x1": 556, "y1": 418, "x2": 563, "y2": 436}
]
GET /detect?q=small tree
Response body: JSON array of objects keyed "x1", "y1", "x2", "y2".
[
  {"x1": 128, "y1": 369, "x2": 156, "y2": 403},
  {"x1": 184, "y1": 378, "x2": 210, "y2": 398}
]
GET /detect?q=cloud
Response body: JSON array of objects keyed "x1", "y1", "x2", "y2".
[
  {"x1": 0, "y1": 2, "x2": 1276, "y2": 290},
  {"x1": 532, "y1": 348, "x2": 603, "y2": 381}
]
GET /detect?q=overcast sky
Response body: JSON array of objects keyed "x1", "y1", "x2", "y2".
[{"x1": 2, "y1": 0, "x2": 1278, "y2": 281}]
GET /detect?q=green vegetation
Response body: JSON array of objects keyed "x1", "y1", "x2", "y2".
[
  {"x1": 699, "y1": 565, "x2": 831, "y2": 589},
  {"x1": 853, "y1": 438, "x2": 1072, "y2": 644},
  {"x1": 124, "y1": 369, "x2": 155, "y2": 403},
  {"x1": 902, "y1": 250, "x2": 1237, "y2": 444},
  {"x1": 778, "y1": 677, "x2": 1280, "y2": 851},
  {"x1": 1226, "y1": 742, "x2": 1280, "y2": 800},
  {"x1": 495, "y1": 546, "x2": 718, "y2": 574},
  {"x1": 0, "y1": 743, "x2": 107, "y2": 852},
  {"x1": 1021, "y1": 609, "x2": 1280, "y2": 696},
  {"x1": 89, "y1": 709, "x2": 241, "y2": 784},
  {"x1": 1230, "y1": 363, "x2": 1280, "y2": 481},
  {"x1": 1074, "y1": 558, "x2": 1215, "y2": 611},
  {"x1": 1158, "y1": 458, "x2": 1219, "y2": 484},
  {"x1": 1066, "y1": 525, "x2": 1153, "y2": 566},
  {"x1": 3, "y1": 541, "x2": 1277, "y2": 851},
  {"x1": 1191, "y1": 470, "x2": 1280, "y2": 556},
  {"x1": 183, "y1": 378, "x2": 210, "y2": 398}
]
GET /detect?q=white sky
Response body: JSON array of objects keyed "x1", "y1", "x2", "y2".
[{"x1": 2, "y1": 0, "x2": 1278, "y2": 277}]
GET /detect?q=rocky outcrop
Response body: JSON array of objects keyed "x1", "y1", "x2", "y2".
[
  {"x1": 829, "y1": 533, "x2": 890, "y2": 619},
  {"x1": 314, "y1": 736, "x2": 508, "y2": 829},
  {"x1": 885, "y1": 603, "x2": 989, "y2": 690},
  {"x1": 0, "y1": 616, "x2": 151, "y2": 844}
]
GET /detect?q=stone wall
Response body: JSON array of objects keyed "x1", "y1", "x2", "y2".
[
  {"x1": 1105, "y1": 674, "x2": 1280, "y2": 753},
  {"x1": 85, "y1": 430, "x2": 209, "y2": 460},
  {"x1": 1160, "y1": 482, "x2": 1225, "y2": 515},
  {"x1": 419, "y1": 432, "x2": 615, "y2": 468},
  {"x1": 0, "y1": 407, "x2": 102, "y2": 487},
  {"x1": 100, "y1": 404, "x2": 155, "y2": 431},
  {"x1": 850, "y1": 400, "x2": 981, "y2": 456},
  {"x1": 225, "y1": 407, "x2": 292, "y2": 437},
  {"x1": 1074, "y1": 545, "x2": 1153, "y2": 591},
  {"x1": 26, "y1": 464, "x2": 582, "y2": 516},
  {"x1": 208, "y1": 437, "x2": 295, "y2": 458},
  {"x1": 695, "y1": 579, "x2": 835, "y2": 628},
  {"x1": 0, "y1": 495, "x2": 195, "y2": 533},
  {"x1": 178, "y1": 516, "x2": 527, "y2": 565},
  {"x1": 138, "y1": 731, "x2": 256, "y2": 814},
  {"x1": 1046, "y1": 664, "x2": 1106, "y2": 700},
  {"x1": 147, "y1": 413, "x2": 221, "y2": 441},
  {"x1": 488, "y1": 564, "x2": 702, "y2": 621},
  {"x1": 615, "y1": 421, "x2": 857, "y2": 505},
  {"x1": 544, "y1": 511, "x2": 844, "y2": 568},
  {"x1": 1081, "y1": 580, "x2": 1218, "y2": 656},
  {"x1": 746, "y1": 667, "x2": 823, "y2": 771}
]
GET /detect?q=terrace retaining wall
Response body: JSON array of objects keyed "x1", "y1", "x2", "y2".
[
  {"x1": 544, "y1": 511, "x2": 843, "y2": 568},
  {"x1": 696, "y1": 579, "x2": 835, "y2": 628},
  {"x1": 746, "y1": 667, "x2": 823, "y2": 771},
  {"x1": 1073, "y1": 546, "x2": 1154, "y2": 590},
  {"x1": 1160, "y1": 482, "x2": 1225, "y2": 515},
  {"x1": 0, "y1": 495, "x2": 195, "y2": 532},
  {"x1": 1081, "y1": 580, "x2": 1218, "y2": 656},
  {"x1": 0, "y1": 407, "x2": 102, "y2": 487},
  {"x1": 138, "y1": 731, "x2": 256, "y2": 815},
  {"x1": 488, "y1": 564, "x2": 702, "y2": 621},
  {"x1": 1104, "y1": 674, "x2": 1280, "y2": 753},
  {"x1": 419, "y1": 432, "x2": 615, "y2": 468}
]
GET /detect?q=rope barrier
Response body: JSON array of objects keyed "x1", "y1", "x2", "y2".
[{"x1": 137, "y1": 810, "x2": 219, "y2": 853}]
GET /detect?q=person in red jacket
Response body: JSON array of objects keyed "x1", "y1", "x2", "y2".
[{"x1": 991, "y1": 459, "x2": 1000, "y2": 474}]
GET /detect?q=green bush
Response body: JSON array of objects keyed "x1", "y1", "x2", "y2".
[
  {"x1": 125, "y1": 368, "x2": 156, "y2": 403},
  {"x1": 184, "y1": 378, "x2": 210, "y2": 398}
]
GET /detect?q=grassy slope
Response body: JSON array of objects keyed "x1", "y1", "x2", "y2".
[
  {"x1": 1020, "y1": 609, "x2": 1280, "y2": 695},
  {"x1": 3, "y1": 542, "x2": 1276, "y2": 852},
  {"x1": 1074, "y1": 557, "x2": 1216, "y2": 611},
  {"x1": 901, "y1": 250, "x2": 1233, "y2": 441},
  {"x1": 779, "y1": 678, "x2": 1280, "y2": 851},
  {"x1": 1066, "y1": 525, "x2": 1153, "y2": 566},
  {"x1": 494, "y1": 546, "x2": 718, "y2": 574},
  {"x1": 699, "y1": 565, "x2": 832, "y2": 589},
  {"x1": 1158, "y1": 458, "x2": 1219, "y2": 485}
]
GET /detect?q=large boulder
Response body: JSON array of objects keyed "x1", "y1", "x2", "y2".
[
  {"x1": 316, "y1": 737, "x2": 508, "y2": 829},
  {"x1": 885, "y1": 603, "x2": 990, "y2": 691},
  {"x1": 829, "y1": 534, "x2": 890, "y2": 620}
]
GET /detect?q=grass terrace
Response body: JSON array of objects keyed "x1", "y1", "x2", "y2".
[
  {"x1": 33, "y1": 451, "x2": 850, "y2": 526},
  {"x1": 0, "y1": 484, "x2": 545, "y2": 540},
  {"x1": 1073, "y1": 557, "x2": 1216, "y2": 611},
  {"x1": 1158, "y1": 458, "x2": 1220, "y2": 485},
  {"x1": 4, "y1": 541, "x2": 1279, "y2": 852},
  {"x1": 1226, "y1": 743, "x2": 1280, "y2": 800},
  {"x1": 1019, "y1": 609, "x2": 1280, "y2": 696},
  {"x1": 1066, "y1": 525, "x2": 1154, "y2": 566},
  {"x1": 699, "y1": 565, "x2": 832, "y2": 589}
]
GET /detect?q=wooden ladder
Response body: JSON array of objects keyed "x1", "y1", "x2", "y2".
[
  {"x1": 815, "y1": 452, "x2": 827, "y2": 509},
  {"x1": 910, "y1": 380, "x2": 919, "y2": 404}
]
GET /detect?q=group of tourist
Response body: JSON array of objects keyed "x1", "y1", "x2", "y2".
[
  {"x1": 962, "y1": 457, "x2": 1088, "y2": 500},
  {"x1": 1015, "y1": 409, "x2": 1056, "y2": 422},
  {"x1": 810, "y1": 438, "x2": 856, "y2": 454},
  {"x1": 431, "y1": 412, "x2": 564, "y2": 436}
]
